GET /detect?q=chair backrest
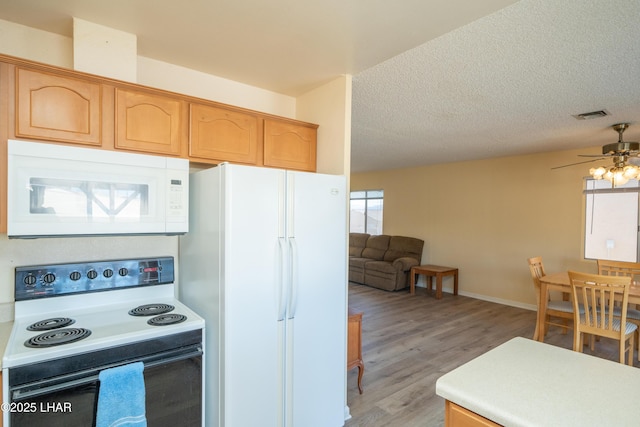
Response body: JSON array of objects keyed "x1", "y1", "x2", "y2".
[
  {"x1": 597, "y1": 259, "x2": 640, "y2": 282},
  {"x1": 527, "y1": 256, "x2": 545, "y2": 281},
  {"x1": 568, "y1": 271, "x2": 632, "y2": 339},
  {"x1": 527, "y1": 257, "x2": 545, "y2": 305}
]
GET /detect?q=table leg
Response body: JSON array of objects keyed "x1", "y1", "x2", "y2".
[
  {"x1": 427, "y1": 276, "x2": 433, "y2": 293},
  {"x1": 436, "y1": 274, "x2": 443, "y2": 299},
  {"x1": 410, "y1": 271, "x2": 416, "y2": 295},
  {"x1": 453, "y1": 271, "x2": 459, "y2": 296}
]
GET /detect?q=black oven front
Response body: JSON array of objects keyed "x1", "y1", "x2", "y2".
[{"x1": 7, "y1": 329, "x2": 203, "y2": 427}]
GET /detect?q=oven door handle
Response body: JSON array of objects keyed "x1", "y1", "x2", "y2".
[{"x1": 13, "y1": 346, "x2": 203, "y2": 401}]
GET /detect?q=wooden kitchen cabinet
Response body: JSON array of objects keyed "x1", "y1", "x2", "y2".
[
  {"x1": 445, "y1": 401, "x2": 501, "y2": 427},
  {"x1": 189, "y1": 103, "x2": 259, "y2": 164},
  {"x1": 264, "y1": 118, "x2": 317, "y2": 172},
  {"x1": 16, "y1": 67, "x2": 102, "y2": 146},
  {"x1": 0, "y1": 53, "x2": 324, "y2": 233},
  {"x1": 348, "y1": 309, "x2": 364, "y2": 394},
  {"x1": 115, "y1": 88, "x2": 184, "y2": 156}
]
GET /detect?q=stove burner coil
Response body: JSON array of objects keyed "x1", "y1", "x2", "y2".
[
  {"x1": 128, "y1": 303, "x2": 175, "y2": 316},
  {"x1": 27, "y1": 317, "x2": 75, "y2": 331},
  {"x1": 24, "y1": 328, "x2": 92, "y2": 348},
  {"x1": 147, "y1": 313, "x2": 187, "y2": 326}
]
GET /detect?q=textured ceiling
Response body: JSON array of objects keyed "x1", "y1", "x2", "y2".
[
  {"x1": 351, "y1": 0, "x2": 640, "y2": 172},
  {"x1": 0, "y1": 0, "x2": 638, "y2": 173}
]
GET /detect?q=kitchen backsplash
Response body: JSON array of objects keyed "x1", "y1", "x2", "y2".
[{"x1": 0, "y1": 302, "x2": 13, "y2": 322}]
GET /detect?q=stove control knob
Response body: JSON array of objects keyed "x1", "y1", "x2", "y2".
[
  {"x1": 43, "y1": 272, "x2": 56, "y2": 285},
  {"x1": 70, "y1": 271, "x2": 82, "y2": 281},
  {"x1": 23, "y1": 274, "x2": 37, "y2": 288},
  {"x1": 119, "y1": 267, "x2": 129, "y2": 277},
  {"x1": 87, "y1": 269, "x2": 98, "y2": 280},
  {"x1": 103, "y1": 268, "x2": 114, "y2": 278}
]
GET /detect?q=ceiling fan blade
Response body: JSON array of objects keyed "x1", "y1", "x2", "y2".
[{"x1": 551, "y1": 158, "x2": 606, "y2": 170}]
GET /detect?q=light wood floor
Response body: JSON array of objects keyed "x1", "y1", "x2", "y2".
[{"x1": 345, "y1": 283, "x2": 640, "y2": 427}]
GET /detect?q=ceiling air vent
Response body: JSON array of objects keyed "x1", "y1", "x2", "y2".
[{"x1": 572, "y1": 109, "x2": 609, "y2": 120}]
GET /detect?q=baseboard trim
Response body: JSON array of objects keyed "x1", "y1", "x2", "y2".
[{"x1": 413, "y1": 284, "x2": 537, "y2": 312}]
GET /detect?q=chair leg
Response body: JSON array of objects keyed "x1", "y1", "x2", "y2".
[
  {"x1": 630, "y1": 334, "x2": 636, "y2": 366},
  {"x1": 573, "y1": 331, "x2": 582, "y2": 353}
]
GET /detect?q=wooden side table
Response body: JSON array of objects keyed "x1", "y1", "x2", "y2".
[
  {"x1": 410, "y1": 265, "x2": 459, "y2": 299},
  {"x1": 347, "y1": 308, "x2": 364, "y2": 394}
]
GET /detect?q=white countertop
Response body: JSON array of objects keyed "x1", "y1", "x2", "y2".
[
  {"x1": 436, "y1": 337, "x2": 640, "y2": 427},
  {"x1": 0, "y1": 321, "x2": 13, "y2": 369}
]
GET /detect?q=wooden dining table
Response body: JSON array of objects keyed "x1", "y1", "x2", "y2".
[{"x1": 535, "y1": 271, "x2": 640, "y2": 342}]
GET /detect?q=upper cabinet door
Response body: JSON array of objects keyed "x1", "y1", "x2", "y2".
[
  {"x1": 16, "y1": 68, "x2": 102, "y2": 146},
  {"x1": 115, "y1": 88, "x2": 182, "y2": 156},
  {"x1": 189, "y1": 103, "x2": 258, "y2": 164},
  {"x1": 263, "y1": 119, "x2": 317, "y2": 172}
]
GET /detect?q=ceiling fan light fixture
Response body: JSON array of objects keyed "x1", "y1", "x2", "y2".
[
  {"x1": 586, "y1": 123, "x2": 640, "y2": 187},
  {"x1": 590, "y1": 166, "x2": 607, "y2": 179},
  {"x1": 624, "y1": 165, "x2": 639, "y2": 179},
  {"x1": 590, "y1": 163, "x2": 640, "y2": 185},
  {"x1": 572, "y1": 109, "x2": 610, "y2": 120}
]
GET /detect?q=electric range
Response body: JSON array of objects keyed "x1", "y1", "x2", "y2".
[{"x1": 2, "y1": 256, "x2": 205, "y2": 427}]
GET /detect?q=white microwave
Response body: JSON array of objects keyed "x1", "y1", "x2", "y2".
[{"x1": 7, "y1": 140, "x2": 189, "y2": 238}]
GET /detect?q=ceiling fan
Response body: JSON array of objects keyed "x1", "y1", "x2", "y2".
[{"x1": 552, "y1": 123, "x2": 640, "y2": 170}]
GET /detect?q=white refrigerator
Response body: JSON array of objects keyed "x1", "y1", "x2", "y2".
[{"x1": 179, "y1": 163, "x2": 347, "y2": 427}]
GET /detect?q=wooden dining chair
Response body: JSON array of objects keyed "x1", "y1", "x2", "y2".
[
  {"x1": 527, "y1": 257, "x2": 575, "y2": 338},
  {"x1": 597, "y1": 259, "x2": 640, "y2": 360},
  {"x1": 568, "y1": 271, "x2": 637, "y2": 365},
  {"x1": 597, "y1": 259, "x2": 640, "y2": 281}
]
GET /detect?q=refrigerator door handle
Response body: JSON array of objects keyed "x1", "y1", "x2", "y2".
[
  {"x1": 277, "y1": 237, "x2": 288, "y2": 321},
  {"x1": 287, "y1": 237, "x2": 299, "y2": 319}
]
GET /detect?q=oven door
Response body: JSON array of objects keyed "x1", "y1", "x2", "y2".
[{"x1": 6, "y1": 334, "x2": 202, "y2": 427}]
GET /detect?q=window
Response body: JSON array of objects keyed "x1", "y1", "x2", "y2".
[
  {"x1": 350, "y1": 190, "x2": 383, "y2": 235},
  {"x1": 584, "y1": 179, "x2": 639, "y2": 262}
]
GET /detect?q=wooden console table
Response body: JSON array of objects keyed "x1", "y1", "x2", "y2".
[
  {"x1": 410, "y1": 265, "x2": 459, "y2": 299},
  {"x1": 347, "y1": 308, "x2": 364, "y2": 394}
]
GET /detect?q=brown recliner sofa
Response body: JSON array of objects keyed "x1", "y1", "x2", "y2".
[{"x1": 349, "y1": 233, "x2": 424, "y2": 291}]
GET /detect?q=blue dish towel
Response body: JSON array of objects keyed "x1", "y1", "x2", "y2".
[{"x1": 96, "y1": 361, "x2": 147, "y2": 427}]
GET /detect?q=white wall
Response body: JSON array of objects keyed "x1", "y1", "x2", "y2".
[
  {"x1": 138, "y1": 56, "x2": 296, "y2": 118},
  {"x1": 0, "y1": 19, "x2": 72, "y2": 68},
  {"x1": 297, "y1": 75, "x2": 352, "y2": 177}
]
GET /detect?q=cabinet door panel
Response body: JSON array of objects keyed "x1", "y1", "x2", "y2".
[
  {"x1": 16, "y1": 68, "x2": 101, "y2": 145},
  {"x1": 189, "y1": 104, "x2": 258, "y2": 164},
  {"x1": 115, "y1": 88, "x2": 182, "y2": 155},
  {"x1": 263, "y1": 119, "x2": 316, "y2": 172},
  {"x1": 445, "y1": 401, "x2": 501, "y2": 427}
]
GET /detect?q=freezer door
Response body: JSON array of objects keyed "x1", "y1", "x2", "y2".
[
  {"x1": 223, "y1": 165, "x2": 288, "y2": 427},
  {"x1": 286, "y1": 171, "x2": 347, "y2": 427}
]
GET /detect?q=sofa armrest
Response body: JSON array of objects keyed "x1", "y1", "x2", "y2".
[{"x1": 392, "y1": 257, "x2": 420, "y2": 272}]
